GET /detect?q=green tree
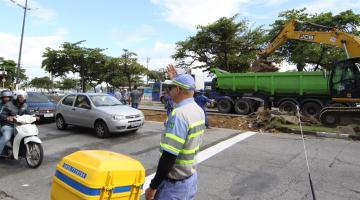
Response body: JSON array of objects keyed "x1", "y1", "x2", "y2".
[
  {"x1": 30, "y1": 76, "x2": 53, "y2": 92},
  {"x1": 57, "y1": 78, "x2": 78, "y2": 91},
  {"x1": 104, "y1": 57, "x2": 128, "y2": 91},
  {"x1": 147, "y1": 69, "x2": 166, "y2": 82},
  {"x1": 42, "y1": 41, "x2": 107, "y2": 92},
  {"x1": 173, "y1": 16, "x2": 266, "y2": 72},
  {"x1": 117, "y1": 49, "x2": 147, "y2": 90},
  {"x1": 0, "y1": 58, "x2": 27, "y2": 89},
  {"x1": 268, "y1": 9, "x2": 360, "y2": 71}
]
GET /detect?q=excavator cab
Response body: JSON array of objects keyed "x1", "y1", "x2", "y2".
[{"x1": 329, "y1": 57, "x2": 360, "y2": 99}]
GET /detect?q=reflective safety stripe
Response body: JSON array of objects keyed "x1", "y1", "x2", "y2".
[
  {"x1": 171, "y1": 109, "x2": 177, "y2": 116},
  {"x1": 188, "y1": 124, "x2": 206, "y2": 135},
  {"x1": 188, "y1": 130, "x2": 204, "y2": 139},
  {"x1": 180, "y1": 145, "x2": 199, "y2": 154},
  {"x1": 188, "y1": 120, "x2": 205, "y2": 130},
  {"x1": 162, "y1": 137, "x2": 184, "y2": 151},
  {"x1": 175, "y1": 159, "x2": 195, "y2": 165},
  {"x1": 165, "y1": 133, "x2": 185, "y2": 144},
  {"x1": 160, "y1": 142, "x2": 180, "y2": 154}
]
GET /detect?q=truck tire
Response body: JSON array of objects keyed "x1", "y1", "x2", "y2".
[
  {"x1": 234, "y1": 99, "x2": 252, "y2": 115},
  {"x1": 217, "y1": 98, "x2": 233, "y2": 113},
  {"x1": 251, "y1": 100, "x2": 261, "y2": 112},
  {"x1": 279, "y1": 100, "x2": 297, "y2": 114},
  {"x1": 301, "y1": 102, "x2": 322, "y2": 117},
  {"x1": 320, "y1": 112, "x2": 339, "y2": 127}
]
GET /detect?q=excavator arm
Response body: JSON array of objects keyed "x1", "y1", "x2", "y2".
[{"x1": 261, "y1": 20, "x2": 360, "y2": 58}]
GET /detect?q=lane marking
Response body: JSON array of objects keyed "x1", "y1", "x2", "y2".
[{"x1": 141, "y1": 131, "x2": 257, "y2": 194}]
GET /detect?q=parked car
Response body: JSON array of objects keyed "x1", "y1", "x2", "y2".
[
  {"x1": 27, "y1": 92, "x2": 56, "y2": 121},
  {"x1": 55, "y1": 93, "x2": 145, "y2": 138}
]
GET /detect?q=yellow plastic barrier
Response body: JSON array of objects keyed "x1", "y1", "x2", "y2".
[{"x1": 51, "y1": 150, "x2": 145, "y2": 200}]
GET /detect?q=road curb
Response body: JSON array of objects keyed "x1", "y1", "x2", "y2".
[{"x1": 287, "y1": 128, "x2": 360, "y2": 140}]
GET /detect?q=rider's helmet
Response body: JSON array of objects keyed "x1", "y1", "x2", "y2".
[
  {"x1": 14, "y1": 90, "x2": 28, "y2": 101},
  {"x1": 1, "y1": 90, "x2": 13, "y2": 98}
]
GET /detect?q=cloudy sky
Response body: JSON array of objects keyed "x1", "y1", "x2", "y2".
[{"x1": 0, "y1": 0, "x2": 359, "y2": 79}]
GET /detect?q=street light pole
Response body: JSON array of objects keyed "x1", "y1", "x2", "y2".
[
  {"x1": 0, "y1": 58, "x2": 5, "y2": 88},
  {"x1": 146, "y1": 57, "x2": 150, "y2": 85},
  {"x1": 15, "y1": 0, "x2": 29, "y2": 90}
]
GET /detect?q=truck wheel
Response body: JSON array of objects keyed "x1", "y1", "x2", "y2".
[
  {"x1": 320, "y1": 112, "x2": 339, "y2": 127},
  {"x1": 279, "y1": 101, "x2": 297, "y2": 114},
  {"x1": 251, "y1": 100, "x2": 261, "y2": 112},
  {"x1": 301, "y1": 102, "x2": 322, "y2": 117},
  {"x1": 234, "y1": 99, "x2": 252, "y2": 115},
  {"x1": 217, "y1": 98, "x2": 233, "y2": 113}
]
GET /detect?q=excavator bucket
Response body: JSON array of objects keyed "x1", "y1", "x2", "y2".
[{"x1": 251, "y1": 59, "x2": 279, "y2": 72}]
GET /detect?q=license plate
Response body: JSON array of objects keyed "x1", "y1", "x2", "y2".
[
  {"x1": 130, "y1": 122, "x2": 141, "y2": 127},
  {"x1": 44, "y1": 113, "x2": 54, "y2": 118}
]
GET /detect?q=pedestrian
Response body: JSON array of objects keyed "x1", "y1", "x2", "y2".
[
  {"x1": 145, "y1": 64, "x2": 206, "y2": 200},
  {"x1": 128, "y1": 86, "x2": 142, "y2": 109},
  {"x1": 164, "y1": 88, "x2": 174, "y2": 117},
  {"x1": 120, "y1": 89, "x2": 128, "y2": 105},
  {"x1": 195, "y1": 89, "x2": 212, "y2": 129},
  {"x1": 114, "y1": 91, "x2": 122, "y2": 101}
]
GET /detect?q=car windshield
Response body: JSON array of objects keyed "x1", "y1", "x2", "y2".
[
  {"x1": 89, "y1": 95, "x2": 122, "y2": 106},
  {"x1": 28, "y1": 93, "x2": 50, "y2": 103}
]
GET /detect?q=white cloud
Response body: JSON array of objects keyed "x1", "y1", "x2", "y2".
[
  {"x1": 151, "y1": 0, "x2": 250, "y2": 30},
  {"x1": 0, "y1": 29, "x2": 66, "y2": 79},
  {"x1": 298, "y1": 0, "x2": 360, "y2": 14},
  {"x1": 108, "y1": 25, "x2": 157, "y2": 46},
  {"x1": 136, "y1": 42, "x2": 176, "y2": 70}
]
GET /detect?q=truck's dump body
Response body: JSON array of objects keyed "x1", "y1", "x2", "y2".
[{"x1": 212, "y1": 68, "x2": 329, "y2": 96}]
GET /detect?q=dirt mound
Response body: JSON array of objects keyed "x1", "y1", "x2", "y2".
[
  {"x1": 142, "y1": 109, "x2": 320, "y2": 133},
  {"x1": 251, "y1": 60, "x2": 279, "y2": 72}
]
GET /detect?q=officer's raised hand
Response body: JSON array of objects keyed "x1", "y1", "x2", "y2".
[{"x1": 166, "y1": 64, "x2": 177, "y2": 80}]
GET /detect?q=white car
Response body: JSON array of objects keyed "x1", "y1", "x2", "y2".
[{"x1": 55, "y1": 93, "x2": 145, "y2": 138}]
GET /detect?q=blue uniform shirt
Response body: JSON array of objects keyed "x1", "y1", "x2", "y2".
[{"x1": 195, "y1": 94, "x2": 210, "y2": 110}]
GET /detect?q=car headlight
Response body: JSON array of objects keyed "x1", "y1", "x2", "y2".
[
  {"x1": 139, "y1": 112, "x2": 144, "y2": 117},
  {"x1": 112, "y1": 115, "x2": 125, "y2": 120}
]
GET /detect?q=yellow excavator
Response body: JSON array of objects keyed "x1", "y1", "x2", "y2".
[{"x1": 257, "y1": 19, "x2": 360, "y2": 126}]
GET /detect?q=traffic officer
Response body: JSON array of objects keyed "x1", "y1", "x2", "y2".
[
  {"x1": 195, "y1": 89, "x2": 212, "y2": 128},
  {"x1": 145, "y1": 64, "x2": 206, "y2": 200}
]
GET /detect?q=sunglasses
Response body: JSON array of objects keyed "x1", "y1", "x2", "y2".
[{"x1": 168, "y1": 85, "x2": 176, "y2": 90}]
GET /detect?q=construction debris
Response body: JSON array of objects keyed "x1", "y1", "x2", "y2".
[{"x1": 251, "y1": 60, "x2": 279, "y2": 72}]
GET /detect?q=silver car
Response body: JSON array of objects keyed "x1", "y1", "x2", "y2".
[{"x1": 55, "y1": 93, "x2": 145, "y2": 138}]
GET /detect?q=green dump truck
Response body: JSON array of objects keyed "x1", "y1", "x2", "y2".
[{"x1": 210, "y1": 68, "x2": 337, "y2": 116}]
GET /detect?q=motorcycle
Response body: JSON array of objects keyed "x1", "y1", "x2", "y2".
[{"x1": 0, "y1": 115, "x2": 43, "y2": 168}]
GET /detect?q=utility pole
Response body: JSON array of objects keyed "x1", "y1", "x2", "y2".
[
  {"x1": 0, "y1": 57, "x2": 6, "y2": 88},
  {"x1": 146, "y1": 57, "x2": 150, "y2": 85},
  {"x1": 10, "y1": 0, "x2": 33, "y2": 90}
]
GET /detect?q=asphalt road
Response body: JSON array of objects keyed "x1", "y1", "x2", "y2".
[{"x1": 0, "y1": 122, "x2": 360, "y2": 200}]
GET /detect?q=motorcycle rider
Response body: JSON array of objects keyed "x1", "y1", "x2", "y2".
[
  {"x1": 0, "y1": 90, "x2": 31, "y2": 155},
  {"x1": 0, "y1": 90, "x2": 13, "y2": 112}
]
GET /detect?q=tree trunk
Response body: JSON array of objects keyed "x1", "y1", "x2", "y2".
[
  {"x1": 80, "y1": 66, "x2": 86, "y2": 92},
  {"x1": 296, "y1": 63, "x2": 305, "y2": 71},
  {"x1": 225, "y1": 52, "x2": 229, "y2": 71},
  {"x1": 127, "y1": 76, "x2": 132, "y2": 91},
  {"x1": 314, "y1": 47, "x2": 326, "y2": 71}
]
